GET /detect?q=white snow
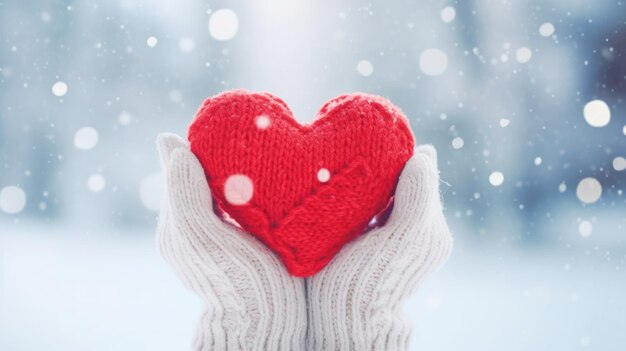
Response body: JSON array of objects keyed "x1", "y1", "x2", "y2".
[
  {"x1": 146, "y1": 36, "x2": 158, "y2": 48},
  {"x1": 0, "y1": 227, "x2": 200, "y2": 351},
  {"x1": 209, "y1": 9, "x2": 239, "y2": 41},
  {"x1": 255, "y1": 115, "x2": 271, "y2": 129},
  {"x1": 224, "y1": 174, "x2": 253, "y2": 205},
  {"x1": 87, "y1": 174, "x2": 106, "y2": 193},
  {"x1": 451, "y1": 137, "x2": 464, "y2": 149},
  {"x1": 419, "y1": 49, "x2": 448, "y2": 76},
  {"x1": 73, "y1": 127, "x2": 99, "y2": 150},
  {"x1": 578, "y1": 220, "x2": 593, "y2": 237},
  {"x1": 317, "y1": 168, "x2": 330, "y2": 183},
  {"x1": 539, "y1": 22, "x2": 555, "y2": 37},
  {"x1": 613, "y1": 157, "x2": 626, "y2": 171},
  {"x1": 356, "y1": 60, "x2": 374, "y2": 77},
  {"x1": 499, "y1": 118, "x2": 510, "y2": 127},
  {"x1": 534, "y1": 157, "x2": 542, "y2": 166},
  {"x1": 515, "y1": 47, "x2": 532, "y2": 63},
  {"x1": 52, "y1": 81, "x2": 68, "y2": 97},
  {"x1": 489, "y1": 171, "x2": 504, "y2": 187},
  {"x1": 583, "y1": 99, "x2": 611, "y2": 127},
  {"x1": 576, "y1": 177, "x2": 602, "y2": 204},
  {"x1": 0, "y1": 185, "x2": 27, "y2": 214},
  {"x1": 440, "y1": 7, "x2": 456, "y2": 23}
]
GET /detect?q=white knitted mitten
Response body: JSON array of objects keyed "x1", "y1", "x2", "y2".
[
  {"x1": 156, "y1": 133, "x2": 307, "y2": 350},
  {"x1": 306, "y1": 145, "x2": 453, "y2": 350}
]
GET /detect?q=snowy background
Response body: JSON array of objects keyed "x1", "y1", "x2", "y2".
[{"x1": 1, "y1": 0, "x2": 626, "y2": 350}]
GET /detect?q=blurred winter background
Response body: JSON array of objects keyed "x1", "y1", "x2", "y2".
[{"x1": 1, "y1": 0, "x2": 625, "y2": 350}]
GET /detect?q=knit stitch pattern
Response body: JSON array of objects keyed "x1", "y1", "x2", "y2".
[
  {"x1": 306, "y1": 145, "x2": 453, "y2": 350},
  {"x1": 157, "y1": 134, "x2": 307, "y2": 350},
  {"x1": 188, "y1": 90, "x2": 415, "y2": 277}
]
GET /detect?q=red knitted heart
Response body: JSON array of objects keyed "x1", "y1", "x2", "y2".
[{"x1": 188, "y1": 90, "x2": 414, "y2": 277}]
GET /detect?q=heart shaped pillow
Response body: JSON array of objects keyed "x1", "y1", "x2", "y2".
[{"x1": 188, "y1": 90, "x2": 414, "y2": 277}]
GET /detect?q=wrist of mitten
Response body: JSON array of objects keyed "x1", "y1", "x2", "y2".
[
  {"x1": 164, "y1": 243, "x2": 307, "y2": 350},
  {"x1": 189, "y1": 273, "x2": 306, "y2": 351},
  {"x1": 164, "y1": 244, "x2": 307, "y2": 350},
  {"x1": 158, "y1": 212, "x2": 306, "y2": 350},
  {"x1": 193, "y1": 300, "x2": 306, "y2": 351},
  {"x1": 193, "y1": 299, "x2": 247, "y2": 350},
  {"x1": 306, "y1": 299, "x2": 411, "y2": 351}
]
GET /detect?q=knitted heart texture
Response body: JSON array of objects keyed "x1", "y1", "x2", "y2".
[{"x1": 188, "y1": 90, "x2": 415, "y2": 277}]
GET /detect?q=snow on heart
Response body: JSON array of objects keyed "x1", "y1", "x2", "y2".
[
  {"x1": 188, "y1": 90, "x2": 414, "y2": 277},
  {"x1": 224, "y1": 167, "x2": 333, "y2": 207}
]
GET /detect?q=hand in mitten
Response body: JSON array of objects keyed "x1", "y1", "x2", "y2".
[
  {"x1": 306, "y1": 145, "x2": 453, "y2": 350},
  {"x1": 156, "y1": 133, "x2": 307, "y2": 350}
]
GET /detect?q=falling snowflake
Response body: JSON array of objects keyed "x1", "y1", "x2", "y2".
[
  {"x1": 419, "y1": 48, "x2": 448, "y2": 76},
  {"x1": 0, "y1": 186, "x2": 26, "y2": 214},
  {"x1": 317, "y1": 168, "x2": 331, "y2": 183},
  {"x1": 74, "y1": 127, "x2": 99, "y2": 150},
  {"x1": 356, "y1": 60, "x2": 374, "y2": 77},
  {"x1": 209, "y1": 9, "x2": 239, "y2": 41},
  {"x1": 583, "y1": 100, "x2": 611, "y2": 127},
  {"x1": 52, "y1": 81, "x2": 68, "y2": 97},
  {"x1": 146, "y1": 36, "x2": 158, "y2": 48},
  {"x1": 576, "y1": 177, "x2": 602, "y2": 204},
  {"x1": 224, "y1": 174, "x2": 254, "y2": 205},
  {"x1": 489, "y1": 172, "x2": 504, "y2": 187}
]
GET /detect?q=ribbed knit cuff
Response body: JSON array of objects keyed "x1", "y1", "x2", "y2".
[{"x1": 307, "y1": 312, "x2": 412, "y2": 351}]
